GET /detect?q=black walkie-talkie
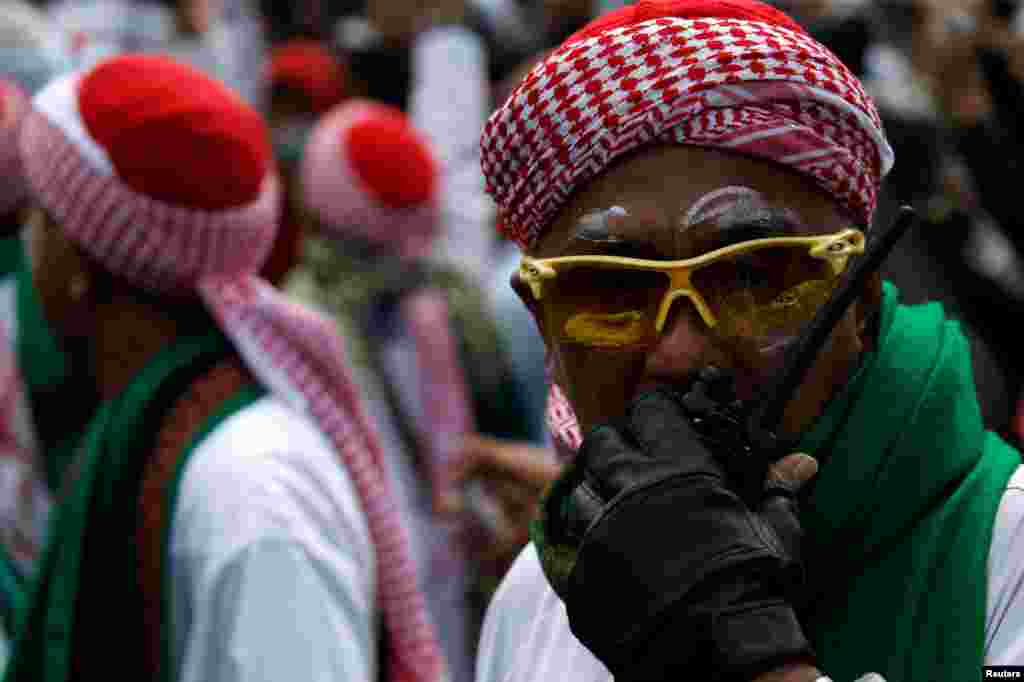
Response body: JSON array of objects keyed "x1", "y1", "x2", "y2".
[{"x1": 681, "y1": 206, "x2": 918, "y2": 500}]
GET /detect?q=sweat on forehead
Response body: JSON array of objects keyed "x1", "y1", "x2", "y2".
[{"x1": 480, "y1": 0, "x2": 893, "y2": 252}]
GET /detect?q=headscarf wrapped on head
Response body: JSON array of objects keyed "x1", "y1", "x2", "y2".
[
  {"x1": 21, "y1": 54, "x2": 444, "y2": 682},
  {"x1": 481, "y1": 0, "x2": 893, "y2": 252},
  {"x1": 479, "y1": 0, "x2": 894, "y2": 457}
]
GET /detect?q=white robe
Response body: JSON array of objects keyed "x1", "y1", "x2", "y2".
[
  {"x1": 475, "y1": 466, "x2": 1024, "y2": 681},
  {"x1": 167, "y1": 394, "x2": 378, "y2": 682}
]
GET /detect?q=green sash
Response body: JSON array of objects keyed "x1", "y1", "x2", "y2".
[
  {"x1": 796, "y1": 282, "x2": 1020, "y2": 681},
  {"x1": 15, "y1": 262, "x2": 96, "y2": 492},
  {"x1": 3, "y1": 326, "x2": 264, "y2": 682},
  {"x1": 0, "y1": 238, "x2": 22, "y2": 281}
]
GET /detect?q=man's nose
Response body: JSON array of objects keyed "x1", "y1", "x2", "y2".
[{"x1": 642, "y1": 301, "x2": 711, "y2": 380}]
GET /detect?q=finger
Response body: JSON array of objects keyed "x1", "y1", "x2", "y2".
[
  {"x1": 453, "y1": 435, "x2": 562, "y2": 489},
  {"x1": 623, "y1": 386, "x2": 725, "y2": 477},
  {"x1": 485, "y1": 476, "x2": 540, "y2": 514},
  {"x1": 476, "y1": 443, "x2": 562, "y2": 489},
  {"x1": 759, "y1": 454, "x2": 815, "y2": 560},
  {"x1": 758, "y1": 481, "x2": 803, "y2": 561},
  {"x1": 767, "y1": 453, "x2": 818, "y2": 492}
]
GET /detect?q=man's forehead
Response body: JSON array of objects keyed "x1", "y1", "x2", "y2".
[
  {"x1": 683, "y1": 186, "x2": 763, "y2": 227},
  {"x1": 542, "y1": 188, "x2": 828, "y2": 259},
  {"x1": 533, "y1": 146, "x2": 852, "y2": 257}
]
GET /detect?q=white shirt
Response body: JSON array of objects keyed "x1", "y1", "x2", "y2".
[
  {"x1": 168, "y1": 395, "x2": 378, "y2": 682},
  {"x1": 476, "y1": 466, "x2": 1024, "y2": 682}
]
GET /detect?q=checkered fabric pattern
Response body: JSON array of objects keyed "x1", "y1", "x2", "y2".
[
  {"x1": 22, "y1": 55, "x2": 446, "y2": 682},
  {"x1": 547, "y1": 382, "x2": 583, "y2": 464},
  {"x1": 481, "y1": 5, "x2": 894, "y2": 249},
  {"x1": 0, "y1": 79, "x2": 28, "y2": 217},
  {"x1": 0, "y1": 318, "x2": 50, "y2": 578},
  {"x1": 20, "y1": 110, "x2": 279, "y2": 294}
]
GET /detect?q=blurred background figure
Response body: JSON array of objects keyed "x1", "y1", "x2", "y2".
[
  {"x1": 857, "y1": 0, "x2": 1024, "y2": 442},
  {"x1": 41, "y1": 0, "x2": 266, "y2": 105},
  {"x1": 0, "y1": 0, "x2": 72, "y2": 96},
  {"x1": 262, "y1": 39, "x2": 349, "y2": 285},
  {"x1": 287, "y1": 96, "x2": 537, "y2": 682}
]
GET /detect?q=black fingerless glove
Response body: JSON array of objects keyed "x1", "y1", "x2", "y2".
[{"x1": 534, "y1": 377, "x2": 813, "y2": 682}]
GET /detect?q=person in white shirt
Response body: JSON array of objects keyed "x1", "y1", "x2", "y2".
[
  {"x1": 3, "y1": 52, "x2": 443, "y2": 682},
  {"x1": 474, "y1": 0, "x2": 1024, "y2": 680}
]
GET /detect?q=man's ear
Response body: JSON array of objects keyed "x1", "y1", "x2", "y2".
[{"x1": 856, "y1": 271, "x2": 883, "y2": 353}]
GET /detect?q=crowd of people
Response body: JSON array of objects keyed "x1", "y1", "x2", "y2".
[{"x1": 1, "y1": 0, "x2": 1024, "y2": 681}]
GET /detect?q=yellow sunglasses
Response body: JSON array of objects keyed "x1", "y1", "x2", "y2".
[{"x1": 518, "y1": 228, "x2": 866, "y2": 350}]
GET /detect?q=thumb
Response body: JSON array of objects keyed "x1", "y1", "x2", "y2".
[
  {"x1": 757, "y1": 453, "x2": 818, "y2": 568},
  {"x1": 767, "y1": 453, "x2": 819, "y2": 492}
]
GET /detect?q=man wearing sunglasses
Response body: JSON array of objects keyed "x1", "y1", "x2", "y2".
[{"x1": 474, "y1": 1, "x2": 1024, "y2": 681}]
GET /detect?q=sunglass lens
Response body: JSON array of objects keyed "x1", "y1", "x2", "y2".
[
  {"x1": 692, "y1": 246, "x2": 838, "y2": 346},
  {"x1": 545, "y1": 265, "x2": 668, "y2": 349}
]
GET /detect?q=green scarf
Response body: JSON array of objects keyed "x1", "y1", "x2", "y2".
[
  {"x1": 533, "y1": 282, "x2": 1019, "y2": 681},
  {"x1": 288, "y1": 234, "x2": 533, "y2": 442},
  {"x1": 13, "y1": 258, "x2": 96, "y2": 492},
  {"x1": 795, "y1": 281, "x2": 1020, "y2": 681},
  {"x1": 3, "y1": 326, "x2": 264, "y2": 682},
  {"x1": 0, "y1": 237, "x2": 23, "y2": 281}
]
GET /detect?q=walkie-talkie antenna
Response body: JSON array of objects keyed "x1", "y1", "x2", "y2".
[{"x1": 744, "y1": 205, "x2": 918, "y2": 460}]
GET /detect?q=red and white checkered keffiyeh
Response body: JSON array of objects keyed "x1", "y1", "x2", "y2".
[
  {"x1": 0, "y1": 320, "x2": 51, "y2": 577},
  {"x1": 0, "y1": 78, "x2": 29, "y2": 218},
  {"x1": 480, "y1": 0, "x2": 893, "y2": 251},
  {"x1": 22, "y1": 55, "x2": 445, "y2": 682}
]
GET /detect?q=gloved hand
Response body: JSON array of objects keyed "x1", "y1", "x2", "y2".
[{"x1": 535, "y1": 371, "x2": 816, "y2": 682}]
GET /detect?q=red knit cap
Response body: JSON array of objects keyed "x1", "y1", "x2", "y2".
[
  {"x1": 79, "y1": 55, "x2": 271, "y2": 211},
  {"x1": 345, "y1": 110, "x2": 437, "y2": 208},
  {"x1": 302, "y1": 99, "x2": 441, "y2": 260},
  {"x1": 481, "y1": 0, "x2": 893, "y2": 250},
  {"x1": 21, "y1": 54, "x2": 280, "y2": 293},
  {"x1": 0, "y1": 78, "x2": 29, "y2": 217},
  {"x1": 268, "y1": 41, "x2": 347, "y2": 115}
]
